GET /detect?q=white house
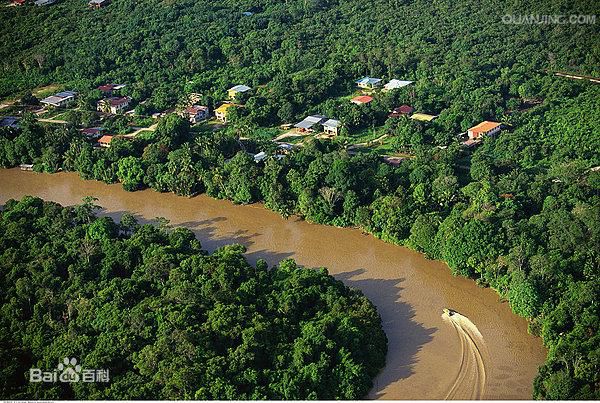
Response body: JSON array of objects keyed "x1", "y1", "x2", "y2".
[
  {"x1": 40, "y1": 91, "x2": 77, "y2": 108},
  {"x1": 294, "y1": 115, "x2": 328, "y2": 132},
  {"x1": 184, "y1": 105, "x2": 209, "y2": 124},
  {"x1": 383, "y1": 79, "x2": 414, "y2": 91},
  {"x1": 97, "y1": 97, "x2": 131, "y2": 114},
  {"x1": 467, "y1": 121, "x2": 502, "y2": 140},
  {"x1": 322, "y1": 119, "x2": 341, "y2": 136}
]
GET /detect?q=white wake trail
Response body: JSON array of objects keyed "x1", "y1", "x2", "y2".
[{"x1": 442, "y1": 310, "x2": 487, "y2": 400}]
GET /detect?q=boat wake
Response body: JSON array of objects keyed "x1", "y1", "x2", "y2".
[{"x1": 442, "y1": 310, "x2": 487, "y2": 400}]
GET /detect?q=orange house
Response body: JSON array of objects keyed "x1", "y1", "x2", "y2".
[
  {"x1": 467, "y1": 121, "x2": 501, "y2": 140},
  {"x1": 351, "y1": 95, "x2": 373, "y2": 105},
  {"x1": 98, "y1": 135, "x2": 113, "y2": 148}
]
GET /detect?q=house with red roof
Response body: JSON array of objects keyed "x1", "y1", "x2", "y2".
[
  {"x1": 351, "y1": 95, "x2": 373, "y2": 105},
  {"x1": 388, "y1": 105, "x2": 414, "y2": 118},
  {"x1": 97, "y1": 83, "x2": 126, "y2": 96},
  {"x1": 97, "y1": 96, "x2": 131, "y2": 114},
  {"x1": 183, "y1": 105, "x2": 209, "y2": 124},
  {"x1": 81, "y1": 127, "x2": 104, "y2": 139},
  {"x1": 98, "y1": 135, "x2": 113, "y2": 148},
  {"x1": 467, "y1": 121, "x2": 501, "y2": 140}
]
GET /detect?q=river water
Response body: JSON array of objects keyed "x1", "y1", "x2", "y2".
[{"x1": 0, "y1": 169, "x2": 546, "y2": 399}]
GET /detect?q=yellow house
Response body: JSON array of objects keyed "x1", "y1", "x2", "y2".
[
  {"x1": 410, "y1": 113, "x2": 438, "y2": 122},
  {"x1": 227, "y1": 85, "x2": 251, "y2": 99},
  {"x1": 215, "y1": 104, "x2": 235, "y2": 123}
]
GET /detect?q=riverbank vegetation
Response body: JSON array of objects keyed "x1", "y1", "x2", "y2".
[
  {"x1": 0, "y1": 196, "x2": 387, "y2": 399},
  {"x1": 1, "y1": 83, "x2": 598, "y2": 400}
]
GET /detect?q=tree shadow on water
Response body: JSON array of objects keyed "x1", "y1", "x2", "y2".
[
  {"x1": 336, "y1": 269, "x2": 437, "y2": 398},
  {"x1": 104, "y1": 211, "x2": 295, "y2": 266}
]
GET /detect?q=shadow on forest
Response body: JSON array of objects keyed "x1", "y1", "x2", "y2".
[{"x1": 336, "y1": 268, "x2": 437, "y2": 398}]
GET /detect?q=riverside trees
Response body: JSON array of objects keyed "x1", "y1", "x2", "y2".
[
  {"x1": 0, "y1": 196, "x2": 387, "y2": 399},
  {"x1": 0, "y1": 0, "x2": 598, "y2": 398},
  {"x1": 0, "y1": 85, "x2": 598, "y2": 399}
]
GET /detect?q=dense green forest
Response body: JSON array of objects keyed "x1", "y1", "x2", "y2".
[
  {"x1": 0, "y1": 196, "x2": 387, "y2": 399},
  {"x1": 0, "y1": 83, "x2": 598, "y2": 399},
  {"x1": 0, "y1": 0, "x2": 599, "y2": 399},
  {"x1": 1, "y1": 0, "x2": 599, "y2": 129}
]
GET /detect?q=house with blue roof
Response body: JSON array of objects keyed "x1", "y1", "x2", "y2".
[{"x1": 356, "y1": 77, "x2": 383, "y2": 89}]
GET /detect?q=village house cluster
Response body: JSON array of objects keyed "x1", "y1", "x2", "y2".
[{"x1": 3, "y1": 74, "x2": 502, "y2": 160}]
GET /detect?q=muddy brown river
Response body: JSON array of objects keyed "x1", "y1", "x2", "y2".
[{"x1": 0, "y1": 169, "x2": 547, "y2": 399}]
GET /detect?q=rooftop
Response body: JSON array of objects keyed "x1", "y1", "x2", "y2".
[
  {"x1": 81, "y1": 127, "x2": 103, "y2": 135},
  {"x1": 277, "y1": 143, "x2": 294, "y2": 150},
  {"x1": 229, "y1": 85, "x2": 251, "y2": 93},
  {"x1": 468, "y1": 121, "x2": 501, "y2": 132},
  {"x1": 101, "y1": 97, "x2": 130, "y2": 106},
  {"x1": 98, "y1": 83, "x2": 126, "y2": 92},
  {"x1": 356, "y1": 77, "x2": 383, "y2": 86},
  {"x1": 41, "y1": 90, "x2": 77, "y2": 105},
  {"x1": 389, "y1": 105, "x2": 414, "y2": 117},
  {"x1": 41, "y1": 95, "x2": 64, "y2": 105},
  {"x1": 254, "y1": 151, "x2": 267, "y2": 162},
  {"x1": 411, "y1": 113, "x2": 438, "y2": 122},
  {"x1": 186, "y1": 105, "x2": 209, "y2": 114},
  {"x1": 305, "y1": 115, "x2": 327, "y2": 123},
  {"x1": 384, "y1": 79, "x2": 414, "y2": 90},
  {"x1": 0, "y1": 116, "x2": 20, "y2": 128},
  {"x1": 323, "y1": 119, "x2": 341, "y2": 128},
  {"x1": 55, "y1": 91, "x2": 77, "y2": 98},
  {"x1": 294, "y1": 115, "x2": 328, "y2": 129},
  {"x1": 215, "y1": 104, "x2": 235, "y2": 113},
  {"x1": 294, "y1": 120, "x2": 317, "y2": 129},
  {"x1": 351, "y1": 95, "x2": 374, "y2": 104}
]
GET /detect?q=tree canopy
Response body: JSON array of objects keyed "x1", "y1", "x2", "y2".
[
  {"x1": 0, "y1": 196, "x2": 387, "y2": 399},
  {"x1": 1, "y1": 0, "x2": 599, "y2": 399}
]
